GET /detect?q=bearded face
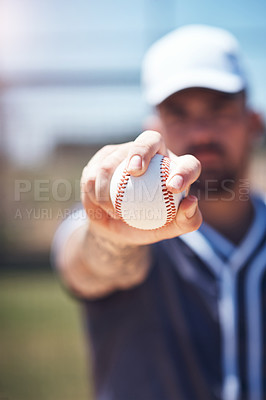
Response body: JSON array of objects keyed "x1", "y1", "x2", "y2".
[
  {"x1": 185, "y1": 141, "x2": 242, "y2": 197},
  {"x1": 157, "y1": 88, "x2": 253, "y2": 200}
]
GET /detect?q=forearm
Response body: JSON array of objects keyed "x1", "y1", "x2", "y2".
[
  {"x1": 55, "y1": 131, "x2": 202, "y2": 298},
  {"x1": 56, "y1": 222, "x2": 152, "y2": 299}
]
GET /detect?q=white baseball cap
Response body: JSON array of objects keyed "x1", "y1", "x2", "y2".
[{"x1": 142, "y1": 25, "x2": 247, "y2": 106}]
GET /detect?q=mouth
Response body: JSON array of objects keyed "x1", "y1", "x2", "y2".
[
  {"x1": 188, "y1": 143, "x2": 225, "y2": 165},
  {"x1": 194, "y1": 150, "x2": 222, "y2": 164}
]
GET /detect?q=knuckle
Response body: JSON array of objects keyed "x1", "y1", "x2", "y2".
[
  {"x1": 175, "y1": 208, "x2": 202, "y2": 233},
  {"x1": 186, "y1": 154, "x2": 197, "y2": 162},
  {"x1": 81, "y1": 165, "x2": 88, "y2": 179},
  {"x1": 128, "y1": 143, "x2": 150, "y2": 158},
  {"x1": 81, "y1": 166, "x2": 95, "y2": 186},
  {"x1": 139, "y1": 142, "x2": 153, "y2": 153},
  {"x1": 101, "y1": 144, "x2": 114, "y2": 153},
  {"x1": 190, "y1": 211, "x2": 203, "y2": 231},
  {"x1": 80, "y1": 180, "x2": 94, "y2": 203},
  {"x1": 187, "y1": 154, "x2": 201, "y2": 171},
  {"x1": 142, "y1": 129, "x2": 162, "y2": 139},
  {"x1": 135, "y1": 130, "x2": 162, "y2": 145},
  {"x1": 99, "y1": 162, "x2": 113, "y2": 177},
  {"x1": 90, "y1": 144, "x2": 117, "y2": 163},
  {"x1": 119, "y1": 141, "x2": 133, "y2": 150},
  {"x1": 193, "y1": 157, "x2": 202, "y2": 173},
  {"x1": 178, "y1": 155, "x2": 201, "y2": 182}
]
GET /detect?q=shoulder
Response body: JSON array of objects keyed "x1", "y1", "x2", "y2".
[{"x1": 252, "y1": 193, "x2": 266, "y2": 214}]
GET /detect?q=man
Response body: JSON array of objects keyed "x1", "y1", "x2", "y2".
[{"x1": 53, "y1": 25, "x2": 265, "y2": 400}]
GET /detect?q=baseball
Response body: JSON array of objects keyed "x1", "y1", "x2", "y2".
[{"x1": 110, "y1": 154, "x2": 185, "y2": 230}]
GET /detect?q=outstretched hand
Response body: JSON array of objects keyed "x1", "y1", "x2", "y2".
[{"x1": 81, "y1": 130, "x2": 202, "y2": 245}]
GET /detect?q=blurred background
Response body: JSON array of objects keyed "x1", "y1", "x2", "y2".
[{"x1": 0, "y1": 0, "x2": 265, "y2": 399}]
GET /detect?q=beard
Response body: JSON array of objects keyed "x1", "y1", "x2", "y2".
[
  {"x1": 190, "y1": 168, "x2": 238, "y2": 200},
  {"x1": 186, "y1": 142, "x2": 239, "y2": 200}
]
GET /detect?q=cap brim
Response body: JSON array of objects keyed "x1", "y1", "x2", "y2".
[{"x1": 146, "y1": 69, "x2": 246, "y2": 106}]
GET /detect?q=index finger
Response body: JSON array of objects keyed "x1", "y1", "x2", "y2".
[
  {"x1": 166, "y1": 153, "x2": 201, "y2": 194},
  {"x1": 125, "y1": 130, "x2": 168, "y2": 176}
]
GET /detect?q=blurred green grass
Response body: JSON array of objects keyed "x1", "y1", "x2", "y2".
[{"x1": 0, "y1": 271, "x2": 93, "y2": 400}]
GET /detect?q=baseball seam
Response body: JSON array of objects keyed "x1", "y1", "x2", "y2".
[
  {"x1": 160, "y1": 157, "x2": 177, "y2": 225},
  {"x1": 114, "y1": 156, "x2": 177, "y2": 229},
  {"x1": 114, "y1": 167, "x2": 130, "y2": 219}
]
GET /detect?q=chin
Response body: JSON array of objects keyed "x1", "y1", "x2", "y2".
[{"x1": 191, "y1": 169, "x2": 238, "y2": 200}]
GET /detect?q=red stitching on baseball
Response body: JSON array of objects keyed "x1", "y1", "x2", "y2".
[
  {"x1": 114, "y1": 156, "x2": 177, "y2": 229},
  {"x1": 160, "y1": 156, "x2": 177, "y2": 226},
  {"x1": 114, "y1": 167, "x2": 130, "y2": 219}
]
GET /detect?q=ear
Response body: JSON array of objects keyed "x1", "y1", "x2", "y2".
[{"x1": 247, "y1": 110, "x2": 265, "y2": 144}]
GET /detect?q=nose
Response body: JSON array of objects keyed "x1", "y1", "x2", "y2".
[{"x1": 186, "y1": 117, "x2": 216, "y2": 143}]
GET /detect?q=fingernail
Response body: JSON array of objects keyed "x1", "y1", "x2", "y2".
[
  {"x1": 127, "y1": 155, "x2": 142, "y2": 171},
  {"x1": 185, "y1": 196, "x2": 198, "y2": 219},
  {"x1": 168, "y1": 175, "x2": 183, "y2": 191}
]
